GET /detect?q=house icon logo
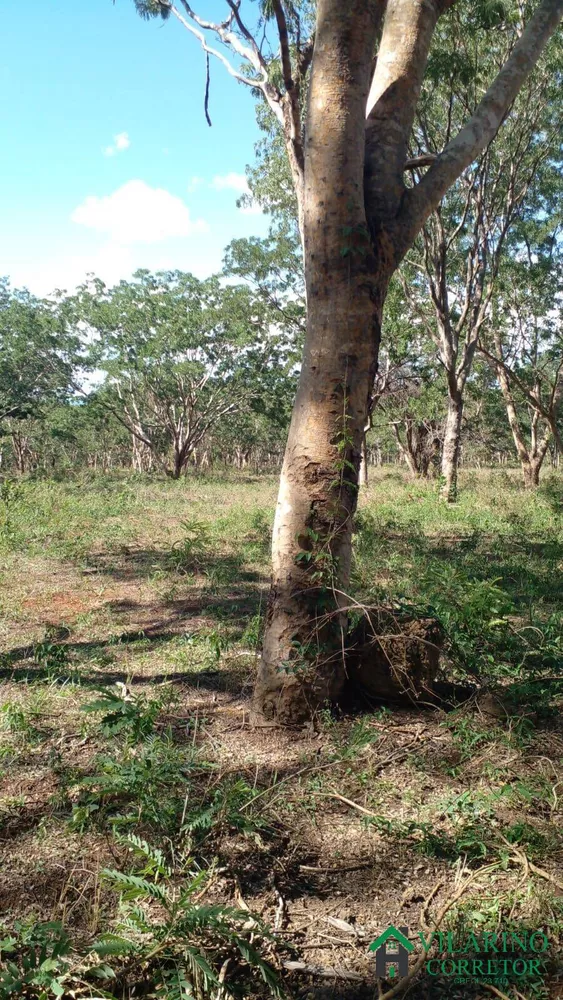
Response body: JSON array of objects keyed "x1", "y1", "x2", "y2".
[{"x1": 368, "y1": 925, "x2": 414, "y2": 978}]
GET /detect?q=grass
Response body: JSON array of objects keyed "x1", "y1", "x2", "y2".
[{"x1": 0, "y1": 467, "x2": 561, "y2": 998}]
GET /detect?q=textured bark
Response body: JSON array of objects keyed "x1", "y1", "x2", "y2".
[
  {"x1": 359, "y1": 431, "x2": 369, "y2": 487},
  {"x1": 252, "y1": 0, "x2": 563, "y2": 723},
  {"x1": 440, "y1": 389, "x2": 463, "y2": 502},
  {"x1": 496, "y1": 360, "x2": 550, "y2": 489},
  {"x1": 253, "y1": 0, "x2": 385, "y2": 723},
  {"x1": 393, "y1": 418, "x2": 441, "y2": 478}
]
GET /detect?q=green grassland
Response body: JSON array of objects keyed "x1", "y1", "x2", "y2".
[{"x1": 0, "y1": 468, "x2": 561, "y2": 999}]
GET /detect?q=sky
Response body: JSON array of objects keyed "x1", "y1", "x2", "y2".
[{"x1": 0, "y1": 0, "x2": 270, "y2": 296}]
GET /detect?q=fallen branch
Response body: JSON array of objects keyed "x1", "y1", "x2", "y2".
[
  {"x1": 315, "y1": 790, "x2": 380, "y2": 819},
  {"x1": 377, "y1": 862, "x2": 502, "y2": 1000},
  {"x1": 282, "y1": 960, "x2": 362, "y2": 981},
  {"x1": 499, "y1": 833, "x2": 563, "y2": 893}
]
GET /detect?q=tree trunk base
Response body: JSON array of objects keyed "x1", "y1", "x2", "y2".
[
  {"x1": 252, "y1": 658, "x2": 347, "y2": 726},
  {"x1": 345, "y1": 608, "x2": 444, "y2": 703},
  {"x1": 252, "y1": 607, "x2": 447, "y2": 725}
]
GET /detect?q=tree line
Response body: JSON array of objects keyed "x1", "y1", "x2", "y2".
[
  {"x1": 2, "y1": 0, "x2": 563, "y2": 722},
  {"x1": 1, "y1": 224, "x2": 560, "y2": 487}
]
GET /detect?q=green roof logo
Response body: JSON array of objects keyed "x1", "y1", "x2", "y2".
[{"x1": 369, "y1": 925, "x2": 413, "y2": 979}]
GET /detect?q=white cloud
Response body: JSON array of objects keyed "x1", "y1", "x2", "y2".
[
  {"x1": 103, "y1": 131, "x2": 131, "y2": 157},
  {"x1": 210, "y1": 173, "x2": 263, "y2": 214},
  {"x1": 71, "y1": 180, "x2": 209, "y2": 245},
  {"x1": 9, "y1": 240, "x2": 222, "y2": 298},
  {"x1": 211, "y1": 172, "x2": 249, "y2": 193}
]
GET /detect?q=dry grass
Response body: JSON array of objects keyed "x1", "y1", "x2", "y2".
[{"x1": 0, "y1": 468, "x2": 561, "y2": 998}]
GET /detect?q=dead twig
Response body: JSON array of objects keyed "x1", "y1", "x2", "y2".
[
  {"x1": 282, "y1": 960, "x2": 362, "y2": 980},
  {"x1": 376, "y1": 862, "x2": 502, "y2": 1000},
  {"x1": 314, "y1": 790, "x2": 381, "y2": 819},
  {"x1": 499, "y1": 833, "x2": 563, "y2": 892},
  {"x1": 273, "y1": 881, "x2": 287, "y2": 931},
  {"x1": 299, "y1": 863, "x2": 372, "y2": 873},
  {"x1": 483, "y1": 985, "x2": 514, "y2": 1000}
]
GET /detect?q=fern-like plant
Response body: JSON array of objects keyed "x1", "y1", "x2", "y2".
[
  {"x1": 81, "y1": 684, "x2": 164, "y2": 742},
  {"x1": 93, "y1": 836, "x2": 283, "y2": 999}
]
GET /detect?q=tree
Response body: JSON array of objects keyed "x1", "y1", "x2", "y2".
[
  {"x1": 397, "y1": 9, "x2": 563, "y2": 499},
  {"x1": 69, "y1": 270, "x2": 295, "y2": 479},
  {"x1": 129, "y1": 0, "x2": 563, "y2": 721},
  {"x1": 0, "y1": 279, "x2": 77, "y2": 471},
  {"x1": 0, "y1": 279, "x2": 74, "y2": 424},
  {"x1": 479, "y1": 234, "x2": 563, "y2": 486}
]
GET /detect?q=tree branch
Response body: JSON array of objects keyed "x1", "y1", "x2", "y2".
[{"x1": 405, "y1": 0, "x2": 563, "y2": 236}]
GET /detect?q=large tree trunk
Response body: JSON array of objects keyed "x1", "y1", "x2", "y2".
[
  {"x1": 522, "y1": 460, "x2": 541, "y2": 489},
  {"x1": 250, "y1": 0, "x2": 563, "y2": 724},
  {"x1": 253, "y1": 0, "x2": 385, "y2": 724},
  {"x1": 440, "y1": 388, "x2": 463, "y2": 502}
]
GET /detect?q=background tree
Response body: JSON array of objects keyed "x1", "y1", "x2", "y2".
[
  {"x1": 479, "y1": 229, "x2": 563, "y2": 485},
  {"x1": 0, "y1": 278, "x2": 77, "y2": 472},
  {"x1": 69, "y1": 270, "x2": 296, "y2": 479},
  {"x1": 398, "y1": 8, "x2": 563, "y2": 499}
]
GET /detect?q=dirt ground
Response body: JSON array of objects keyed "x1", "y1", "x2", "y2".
[{"x1": 1, "y1": 472, "x2": 562, "y2": 998}]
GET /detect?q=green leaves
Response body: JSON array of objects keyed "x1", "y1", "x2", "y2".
[
  {"x1": 0, "y1": 921, "x2": 72, "y2": 1000},
  {"x1": 0, "y1": 278, "x2": 78, "y2": 426},
  {"x1": 132, "y1": 0, "x2": 171, "y2": 20},
  {"x1": 82, "y1": 684, "x2": 164, "y2": 742},
  {"x1": 95, "y1": 838, "x2": 282, "y2": 999},
  {"x1": 65, "y1": 268, "x2": 296, "y2": 477}
]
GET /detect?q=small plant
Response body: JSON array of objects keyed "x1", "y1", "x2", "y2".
[
  {"x1": 168, "y1": 519, "x2": 210, "y2": 574},
  {"x1": 81, "y1": 683, "x2": 165, "y2": 742},
  {"x1": 94, "y1": 836, "x2": 282, "y2": 999},
  {"x1": 326, "y1": 717, "x2": 382, "y2": 761},
  {"x1": 0, "y1": 702, "x2": 30, "y2": 735},
  {"x1": 240, "y1": 613, "x2": 263, "y2": 650},
  {"x1": 69, "y1": 733, "x2": 202, "y2": 834},
  {"x1": 185, "y1": 777, "x2": 268, "y2": 846},
  {"x1": 0, "y1": 700, "x2": 46, "y2": 747},
  {"x1": 0, "y1": 844, "x2": 283, "y2": 1000},
  {"x1": 0, "y1": 920, "x2": 74, "y2": 999},
  {"x1": 0, "y1": 477, "x2": 24, "y2": 547},
  {"x1": 33, "y1": 640, "x2": 69, "y2": 678}
]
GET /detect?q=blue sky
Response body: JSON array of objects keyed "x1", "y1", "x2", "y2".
[{"x1": 0, "y1": 0, "x2": 269, "y2": 295}]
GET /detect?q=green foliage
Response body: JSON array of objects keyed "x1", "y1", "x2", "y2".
[
  {"x1": 64, "y1": 269, "x2": 297, "y2": 479},
  {"x1": 0, "y1": 702, "x2": 30, "y2": 735},
  {"x1": 32, "y1": 639, "x2": 68, "y2": 678},
  {"x1": 68, "y1": 733, "x2": 265, "y2": 847},
  {"x1": 0, "y1": 841, "x2": 282, "y2": 1000},
  {"x1": 95, "y1": 835, "x2": 282, "y2": 999},
  {"x1": 168, "y1": 519, "x2": 211, "y2": 574},
  {"x1": 0, "y1": 920, "x2": 73, "y2": 999},
  {"x1": 131, "y1": 0, "x2": 171, "y2": 19},
  {"x1": 240, "y1": 612, "x2": 264, "y2": 649},
  {"x1": 0, "y1": 278, "x2": 77, "y2": 426},
  {"x1": 184, "y1": 777, "x2": 267, "y2": 845},
  {"x1": 81, "y1": 684, "x2": 166, "y2": 742},
  {"x1": 69, "y1": 733, "x2": 199, "y2": 835}
]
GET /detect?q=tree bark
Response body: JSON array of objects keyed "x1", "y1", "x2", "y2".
[
  {"x1": 440, "y1": 388, "x2": 463, "y2": 502},
  {"x1": 251, "y1": 0, "x2": 563, "y2": 723},
  {"x1": 359, "y1": 431, "x2": 369, "y2": 487},
  {"x1": 495, "y1": 355, "x2": 551, "y2": 489},
  {"x1": 253, "y1": 0, "x2": 385, "y2": 723}
]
